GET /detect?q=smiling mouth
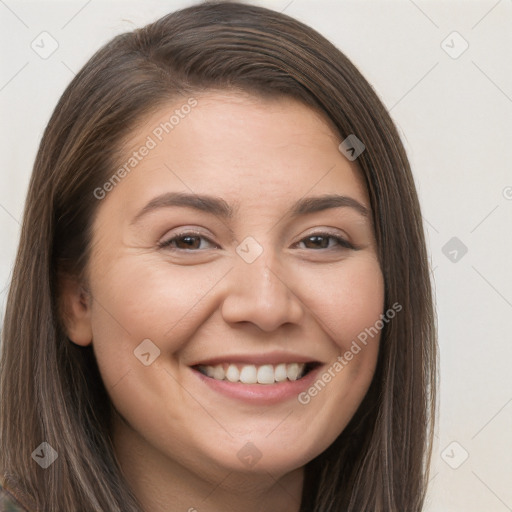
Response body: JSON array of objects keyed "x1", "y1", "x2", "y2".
[{"x1": 194, "y1": 362, "x2": 320, "y2": 385}]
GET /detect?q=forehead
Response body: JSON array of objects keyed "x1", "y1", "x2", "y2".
[{"x1": 102, "y1": 90, "x2": 370, "y2": 216}]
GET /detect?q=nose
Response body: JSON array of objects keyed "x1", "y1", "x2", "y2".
[{"x1": 220, "y1": 250, "x2": 305, "y2": 332}]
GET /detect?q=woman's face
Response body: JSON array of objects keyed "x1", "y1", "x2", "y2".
[{"x1": 70, "y1": 91, "x2": 384, "y2": 480}]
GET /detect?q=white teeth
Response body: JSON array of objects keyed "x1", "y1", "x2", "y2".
[
  {"x1": 286, "y1": 363, "x2": 301, "y2": 381},
  {"x1": 212, "y1": 365, "x2": 225, "y2": 380},
  {"x1": 226, "y1": 364, "x2": 240, "y2": 382},
  {"x1": 274, "y1": 363, "x2": 288, "y2": 382},
  {"x1": 239, "y1": 365, "x2": 257, "y2": 384},
  {"x1": 257, "y1": 364, "x2": 275, "y2": 384},
  {"x1": 198, "y1": 362, "x2": 308, "y2": 384}
]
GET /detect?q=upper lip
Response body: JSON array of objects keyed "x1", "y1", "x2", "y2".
[{"x1": 190, "y1": 351, "x2": 322, "y2": 367}]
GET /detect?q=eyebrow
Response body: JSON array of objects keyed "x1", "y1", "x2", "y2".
[{"x1": 130, "y1": 191, "x2": 369, "y2": 225}]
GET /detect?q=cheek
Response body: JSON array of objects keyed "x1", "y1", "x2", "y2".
[
  {"x1": 293, "y1": 256, "x2": 384, "y2": 437},
  {"x1": 299, "y1": 255, "x2": 385, "y2": 350},
  {"x1": 88, "y1": 256, "x2": 229, "y2": 383}
]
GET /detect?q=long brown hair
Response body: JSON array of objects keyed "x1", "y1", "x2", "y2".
[{"x1": 0, "y1": 2, "x2": 437, "y2": 510}]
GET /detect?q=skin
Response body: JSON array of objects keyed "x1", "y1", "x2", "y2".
[{"x1": 62, "y1": 91, "x2": 385, "y2": 512}]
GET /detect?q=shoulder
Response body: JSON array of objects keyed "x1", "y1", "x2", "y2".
[{"x1": 0, "y1": 475, "x2": 32, "y2": 512}]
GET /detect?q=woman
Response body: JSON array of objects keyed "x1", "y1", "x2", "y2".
[{"x1": 0, "y1": 2, "x2": 437, "y2": 510}]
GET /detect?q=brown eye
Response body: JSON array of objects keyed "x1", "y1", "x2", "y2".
[
  {"x1": 158, "y1": 232, "x2": 217, "y2": 251},
  {"x1": 297, "y1": 233, "x2": 354, "y2": 250}
]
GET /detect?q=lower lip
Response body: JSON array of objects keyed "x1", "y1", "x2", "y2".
[{"x1": 191, "y1": 365, "x2": 323, "y2": 405}]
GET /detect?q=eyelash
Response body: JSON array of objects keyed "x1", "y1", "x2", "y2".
[{"x1": 157, "y1": 230, "x2": 356, "y2": 251}]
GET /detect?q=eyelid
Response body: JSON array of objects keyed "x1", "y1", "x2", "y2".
[{"x1": 299, "y1": 226, "x2": 350, "y2": 240}]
